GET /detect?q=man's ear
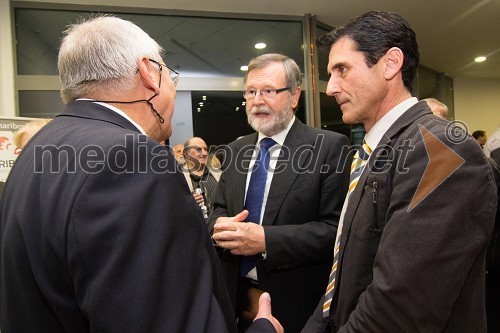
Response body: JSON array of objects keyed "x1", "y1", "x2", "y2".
[
  {"x1": 384, "y1": 47, "x2": 404, "y2": 81},
  {"x1": 290, "y1": 87, "x2": 301, "y2": 109},
  {"x1": 138, "y1": 57, "x2": 160, "y2": 94}
]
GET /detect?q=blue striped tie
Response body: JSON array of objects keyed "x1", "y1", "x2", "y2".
[
  {"x1": 323, "y1": 141, "x2": 372, "y2": 317},
  {"x1": 240, "y1": 137, "x2": 276, "y2": 276}
]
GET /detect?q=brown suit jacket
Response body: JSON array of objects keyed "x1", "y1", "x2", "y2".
[{"x1": 304, "y1": 101, "x2": 497, "y2": 332}]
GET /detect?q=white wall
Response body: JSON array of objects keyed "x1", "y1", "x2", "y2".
[
  {"x1": 454, "y1": 78, "x2": 500, "y2": 137},
  {"x1": 0, "y1": 0, "x2": 16, "y2": 117},
  {"x1": 169, "y1": 91, "x2": 194, "y2": 146}
]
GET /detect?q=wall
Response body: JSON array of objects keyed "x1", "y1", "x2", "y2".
[
  {"x1": 0, "y1": 0, "x2": 16, "y2": 117},
  {"x1": 454, "y1": 78, "x2": 500, "y2": 137},
  {"x1": 169, "y1": 91, "x2": 194, "y2": 146}
]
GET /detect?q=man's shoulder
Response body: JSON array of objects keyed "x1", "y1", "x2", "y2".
[{"x1": 296, "y1": 124, "x2": 350, "y2": 149}]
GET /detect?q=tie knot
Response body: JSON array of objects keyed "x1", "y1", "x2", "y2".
[{"x1": 260, "y1": 137, "x2": 276, "y2": 151}]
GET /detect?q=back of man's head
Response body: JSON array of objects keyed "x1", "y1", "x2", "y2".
[
  {"x1": 423, "y1": 98, "x2": 448, "y2": 118},
  {"x1": 58, "y1": 15, "x2": 163, "y2": 103}
]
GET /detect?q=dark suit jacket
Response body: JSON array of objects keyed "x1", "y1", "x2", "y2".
[
  {"x1": 0, "y1": 101, "x2": 274, "y2": 333},
  {"x1": 209, "y1": 119, "x2": 350, "y2": 333},
  {"x1": 304, "y1": 101, "x2": 497, "y2": 332}
]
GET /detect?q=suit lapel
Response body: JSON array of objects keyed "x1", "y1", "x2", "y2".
[
  {"x1": 233, "y1": 134, "x2": 258, "y2": 213},
  {"x1": 262, "y1": 119, "x2": 309, "y2": 226},
  {"x1": 338, "y1": 100, "x2": 433, "y2": 253}
]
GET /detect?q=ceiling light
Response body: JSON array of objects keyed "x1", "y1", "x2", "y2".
[
  {"x1": 255, "y1": 42, "x2": 266, "y2": 49},
  {"x1": 240, "y1": 65, "x2": 248, "y2": 71},
  {"x1": 197, "y1": 108, "x2": 201, "y2": 112},
  {"x1": 475, "y1": 56, "x2": 486, "y2": 63},
  {"x1": 242, "y1": 101, "x2": 246, "y2": 106},
  {"x1": 235, "y1": 107, "x2": 239, "y2": 111},
  {"x1": 199, "y1": 102, "x2": 203, "y2": 106},
  {"x1": 202, "y1": 96, "x2": 207, "y2": 100}
]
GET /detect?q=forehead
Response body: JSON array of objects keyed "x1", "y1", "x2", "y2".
[
  {"x1": 246, "y1": 62, "x2": 286, "y2": 87},
  {"x1": 188, "y1": 138, "x2": 207, "y2": 148},
  {"x1": 327, "y1": 37, "x2": 364, "y2": 69}
]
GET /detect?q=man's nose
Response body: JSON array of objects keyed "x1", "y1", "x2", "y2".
[
  {"x1": 326, "y1": 76, "x2": 341, "y2": 97},
  {"x1": 253, "y1": 91, "x2": 266, "y2": 104}
]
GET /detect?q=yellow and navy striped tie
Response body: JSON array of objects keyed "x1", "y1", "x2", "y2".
[{"x1": 323, "y1": 141, "x2": 372, "y2": 317}]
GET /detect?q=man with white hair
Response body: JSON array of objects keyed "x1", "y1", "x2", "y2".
[{"x1": 0, "y1": 15, "x2": 280, "y2": 333}]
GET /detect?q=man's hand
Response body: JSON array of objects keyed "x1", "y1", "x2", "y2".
[
  {"x1": 212, "y1": 210, "x2": 266, "y2": 255},
  {"x1": 254, "y1": 293, "x2": 283, "y2": 333},
  {"x1": 192, "y1": 191, "x2": 204, "y2": 206}
]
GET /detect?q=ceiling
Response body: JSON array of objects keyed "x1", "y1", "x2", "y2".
[
  {"x1": 148, "y1": 0, "x2": 500, "y2": 80},
  {"x1": 14, "y1": 0, "x2": 500, "y2": 79}
]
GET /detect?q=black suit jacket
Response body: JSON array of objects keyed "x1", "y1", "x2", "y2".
[
  {"x1": 0, "y1": 101, "x2": 275, "y2": 333},
  {"x1": 304, "y1": 101, "x2": 497, "y2": 332},
  {"x1": 209, "y1": 119, "x2": 350, "y2": 332}
]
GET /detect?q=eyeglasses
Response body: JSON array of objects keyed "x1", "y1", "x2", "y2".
[
  {"x1": 243, "y1": 87, "x2": 290, "y2": 100},
  {"x1": 148, "y1": 58, "x2": 179, "y2": 87}
]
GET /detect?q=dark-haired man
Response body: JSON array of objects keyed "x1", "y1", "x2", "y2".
[{"x1": 304, "y1": 11, "x2": 496, "y2": 332}]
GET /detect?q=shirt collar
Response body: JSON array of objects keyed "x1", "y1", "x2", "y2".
[
  {"x1": 365, "y1": 97, "x2": 418, "y2": 150},
  {"x1": 76, "y1": 99, "x2": 147, "y2": 135},
  {"x1": 257, "y1": 116, "x2": 295, "y2": 146}
]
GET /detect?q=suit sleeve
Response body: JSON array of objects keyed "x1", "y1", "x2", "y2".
[
  {"x1": 339, "y1": 130, "x2": 497, "y2": 332},
  {"x1": 246, "y1": 318, "x2": 277, "y2": 333},
  {"x1": 67, "y1": 142, "x2": 231, "y2": 332}
]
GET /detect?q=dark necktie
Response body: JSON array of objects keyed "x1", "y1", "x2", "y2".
[
  {"x1": 240, "y1": 137, "x2": 276, "y2": 276},
  {"x1": 323, "y1": 141, "x2": 372, "y2": 317}
]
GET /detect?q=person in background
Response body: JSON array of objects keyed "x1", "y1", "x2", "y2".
[
  {"x1": 423, "y1": 97, "x2": 448, "y2": 118},
  {"x1": 172, "y1": 143, "x2": 186, "y2": 165},
  {"x1": 472, "y1": 130, "x2": 488, "y2": 148},
  {"x1": 0, "y1": 15, "x2": 281, "y2": 333},
  {"x1": 304, "y1": 10, "x2": 496, "y2": 332},
  {"x1": 486, "y1": 146, "x2": 500, "y2": 333},
  {"x1": 182, "y1": 136, "x2": 221, "y2": 220},
  {"x1": 484, "y1": 126, "x2": 500, "y2": 157},
  {"x1": 211, "y1": 53, "x2": 350, "y2": 332},
  {"x1": 13, "y1": 118, "x2": 51, "y2": 149}
]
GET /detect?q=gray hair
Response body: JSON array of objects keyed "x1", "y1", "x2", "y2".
[
  {"x1": 243, "y1": 53, "x2": 302, "y2": 92},
  {"x1": 58, "y1": 15, "x2": 164, "y2": 103}
]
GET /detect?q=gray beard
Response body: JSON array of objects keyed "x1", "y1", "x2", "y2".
[{"x1": 247, "y1": 100, "x2": 294, "y2": 137}]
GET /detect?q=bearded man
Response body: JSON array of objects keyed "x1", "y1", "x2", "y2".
[{"x1": 210, "y1": 53, "x2": 350, "y2": 333}]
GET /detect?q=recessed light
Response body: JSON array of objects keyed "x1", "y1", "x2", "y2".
[
  {"x1": 475, "y1": 56, "x2": 486, "y2": 63},
  {"x1": 199, "y1": 102, "x2": 203, "y2": 106},
  {"x1": 235, "y1": 107, "x2": 239, "y2": 111},
  {"x1": 202, "y1": 96, "x2": 207, "y2": 100},
  {"x1": 197, "y1": 108, "x2": 201, "y2": 112},
  {"x1": 255, "y1": 42, "x2": 266, "y2": 49},
  {"x1": 240, "y1": 65, "x2": 248, "y2": 71}
]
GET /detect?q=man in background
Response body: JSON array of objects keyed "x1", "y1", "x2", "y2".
[
  {"x1": 0, "y1": 15, "x2": 280, "y2": 333},
  {"x1": 472, "y1": 130, "x2": 488, "y2": 148},
  {"x1": 172, "y1": 143, "x2": 186, "y2": 165},
  {"x1": 211, "y1": 53, "x2": 350, "y2": 332},
  {"x1": 13, "y1": 118, "x2": 51, "y2": 149},
  {"x1": 304, "y1": 10, "x2": 496, "y2": 332},
  {"x1": 182, "y1": 136, "x2": 221, "y2": 220},
  {"x1": 423, "y1": 97, "x2": 448, "y2": 118}
]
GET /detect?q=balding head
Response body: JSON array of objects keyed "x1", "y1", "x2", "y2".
[{"x1": 424, "y1": 98, "x2": 448, "y2": 118}]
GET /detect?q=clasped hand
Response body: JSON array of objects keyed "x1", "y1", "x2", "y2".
[{"x1": 212, "y1": 210, "x2": 266, "y2": 256}]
